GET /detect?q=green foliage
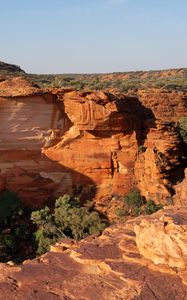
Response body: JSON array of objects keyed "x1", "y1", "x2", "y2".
[
  {"x1": 27, "y1": 68, "x2": 187, "y2": 92},
  {"x1": 179, "y1": 116, "x2": 187, "y2": 131},
  {"x1": 61, "y1": 76, "x2": 74, "y2": 83},
  {"x1": 31, "y1": 195, "x2": 107, "y2": 255},
  {"x1": 115, "y1": 208, "x2": 126, "y2": 218},
  {"x1": 115, "y1": 189, "x2": 163, "y2": 218},
  {"x1": 51, "y1": 76, "x2": 63, "y2": 88},
  {"x1": 144, "y1": 200, "x2": 163, "y2": 215},
  {"x1": 178, "y1": 117, "x2": 187, "y2": 144},
  {"x1": 138, "y1": 145, "x2": 147, "y2": 153},
  {"x1": 123, "y1": 189, "x2": 144, "y2": 216}
]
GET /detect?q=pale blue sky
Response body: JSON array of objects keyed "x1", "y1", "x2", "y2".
[{"x1": 0, "y1": 0, "x2": 187, "y2": 73}]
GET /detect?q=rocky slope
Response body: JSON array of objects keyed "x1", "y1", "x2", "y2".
[
  {"x1": 0, "y1": 61, "x2": 25, "y2": 75},
  {"x1": 0, "y1": 77, "x2": 186, "y2": 208},
  {"x1": 0, "y1": 207, "x2": 187, "y2": 299}
]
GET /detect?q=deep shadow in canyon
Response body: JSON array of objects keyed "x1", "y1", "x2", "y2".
[{"x1": 0, "y1": 155, "x2": 99, "y2": 264}]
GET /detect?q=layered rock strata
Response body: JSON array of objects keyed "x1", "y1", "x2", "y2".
[
  {"x1": 0, "y1": 77, "x2": 186, "y2": 206},
  {"x1": 134, "y1": 89, "x2": 187, "y2": 203},
  {"x1": 45, "y1": 89, "x2": 187, "y2": 205},
  {"x1": 0, "y1": 78, "x2": 73, "y2": 206}
]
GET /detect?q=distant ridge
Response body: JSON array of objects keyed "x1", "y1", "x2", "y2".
[
  {"x1": 0, "y1": 60, "x2": 186, "y2": 92},
  {"x1": 0, "y1": 61, "x2": 25, "y2": 75}
]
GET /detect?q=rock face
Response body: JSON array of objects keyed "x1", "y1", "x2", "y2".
[
  {"x1": 137, "y1": 89, "x2": 187, "y2": 121},
  {"x1": 173, "y1": 168, "x2": 187, "y2": 206},
  {"x1": 0, "y1": 78, "x2": 186, "y2": 206},
  {"x1": 0, "y1": 78, "x2": 74, "y2": 206},
  {"x1": 0, "y1": 208, "x2": 187, "y2": 299},
  {"x1": 134, "y1": 90, "x2": 187, "y2": 204},
  {"x1": 45, "y1": 89, "x2": 187, "y2": 205},
  {"x1": 135, "y1": 208, "x2": 187, "y2": 269},
  {"x1": 44, "y1": 91, "x2": 142, "y2": 200}
]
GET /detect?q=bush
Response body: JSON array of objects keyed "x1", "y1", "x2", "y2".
[
  {"x1": 178, "y1": 117, "x2": 187, "y2": 144},
  {"x1": 123, "y1": 189, "x2": 144, "y2": 216},
  {"x1": 51, "y1": 76, "x2": 63, "y2": 88},
  {"x1": 138, "y1": 145, "x2": 147, "y2": 153},
  {"x1": 115, "y1": 208, "x2": 126, "y2": 218},
  {"x1": 144, "y1": 200, "x2": 163, "y2": 215},
  {"x1": 115, "y1": 189, "x2": 163, "y2": 218},
  {"x1": 31, "y1": 195, "x2": 107, "y2": 255}
]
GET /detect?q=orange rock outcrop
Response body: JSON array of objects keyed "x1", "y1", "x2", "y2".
[
  {"x1": 0, "y1": 208, "x2": 187, "y2": 299},
  {"x1": 0, "y1": 77, "x2": 186, "y2": 207},
  {"x1": 135, "y1": 208, "x2": 187, "y2": 269},
  {"x1": 45, "y1": 89, "x2": 187, "y2": 206}
]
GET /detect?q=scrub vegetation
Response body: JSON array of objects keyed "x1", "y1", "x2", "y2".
[
  {"x1": 26, "y1": 68, "x2": 187, "y2": 92},
  {"x1": 0, "y1": 188, "x2": 164, "y2": 263}
]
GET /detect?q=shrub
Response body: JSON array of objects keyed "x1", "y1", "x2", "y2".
[
  {"x1": 31, "y1": 195, "x2": 107, "y2": 255},
  {"x1": 144, "y1": 200, "x2": 163, "y2": 215},
  {"x1": 123, "y1": 189, "x2": 144, "y2": 216},
  {"x1": 51, "y1": 76, "x2": 63, "y2": 88},
  {"x1": 115, "y1": 189, "x2": 163, "y2": 218},
  {"x1": 115, "y1": 208, "x2": 126, "y2": 218},
  {"x1": 138, "y1": 145, "x2": 146, "y2": 153},
  {"x1": 178, "y1": 116, "x2": 187, "y2": 144}
]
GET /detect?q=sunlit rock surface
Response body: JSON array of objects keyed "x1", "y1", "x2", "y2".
[
  {"x1": 0, "y1": 78, "x2": 73, "y2": 206},
  {"x1": 0, "y1": 77, "x2": 186, "y2": 207},
  {"x1": 0, "y1": 208, "x2": 187, "y2": 299}
]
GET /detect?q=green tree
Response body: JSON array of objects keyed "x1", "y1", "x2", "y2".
[{"x1": 31, "y1": 195, "x2": 107, "y2": 255}]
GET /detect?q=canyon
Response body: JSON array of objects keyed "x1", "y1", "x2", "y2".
[
  {"x1": 0, "y1": 77, "x2": 186, "y2": 210},
  {"x1": 0, "y1": 74, "x2": 187, "y2": 299}
]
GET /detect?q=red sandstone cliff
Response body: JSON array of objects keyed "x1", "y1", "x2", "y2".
[
  {"x1": 0, "y1": 77, "x2": 186, "y2": 208},
  {"x1": 0, "y1": 76, "x2": 187, "y2": 299},
  {"x1": 0, "y1": 78, "x2": 73, "y2": 206},
  {"x1": 45, "y1": 89, "x2": 187, "y2": 207}
]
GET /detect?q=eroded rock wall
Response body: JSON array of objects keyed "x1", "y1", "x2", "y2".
[
  {"x1": 44, "y1": 89, "x2": 187, "y2": 205},
  {"x1": 44, "y1": 91, "x2": 146, "y2": 199},
  {"x1": 0, "y1": 78, "x2": 186, "y2": 206},
  {"x1": 134, "y1": 90, "x2": 187, "y2": 204},
  {"x1": 0, "y1": 82, "x2": 74, "y2": 206}
]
